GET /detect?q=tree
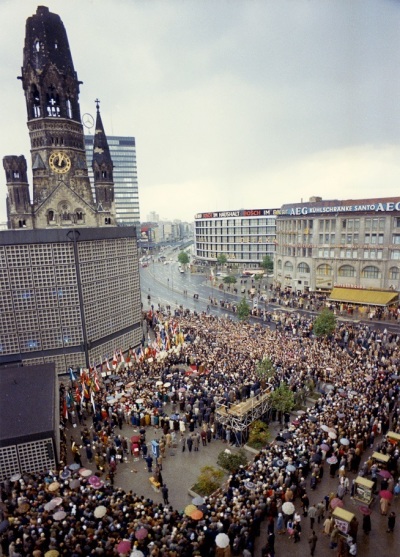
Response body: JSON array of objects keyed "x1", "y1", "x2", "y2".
[
  {"x1": 313, "y1": 308, "x2": 336, "y2": 337},
  {"x1": 192, "y1": 465, "x2": 224, "y2": 496},
  {"x1": 247, "y1": 420, "x2": 271, "y2": 450},
  {"x1": 237, "y1": 297, "x2": 250, "y2": 321},
  {"x1": 217, "y1": 449, "x2": 248, "y2": 473},
  {"x1": 256, "y1": 357, "x2": 275, "y2": 386},
  {"x1": 268, "y1": 383, "x2": 295, "y2": 414},
  {"x1": 217, "y1": 253, "x2": 228, "y2": 267},
  {"x1": 223, "y1": 275, "x2": 237, "y2": 285},
  {"x1": 260, "y1": 255, "x2": 273, "y2": 272},
  {"x1": 178, "y1": 251, "x2": 190, "y2": 266}
]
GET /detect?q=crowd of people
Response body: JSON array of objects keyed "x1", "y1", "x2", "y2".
[{"x1": 0, "y1": 308, "x2": 399, "y2": 556}]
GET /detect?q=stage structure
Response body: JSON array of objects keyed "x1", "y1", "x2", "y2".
[{"x1": 215, "y1": 389, "x2": 272, "y2": 444}]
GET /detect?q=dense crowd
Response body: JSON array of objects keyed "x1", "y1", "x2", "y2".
[{"x1": 0, "y1": 310, "x2": 399, "y2": 557}]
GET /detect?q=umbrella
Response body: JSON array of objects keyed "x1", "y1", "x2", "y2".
[
  {"x1": 69, "y1": 479, "x2": 80, "y2": 489},
  {"x1": 94, "y1": 505, "x2": 107, "y2": 518},
  {"x1": 44, "y1": 500, "x2": 58, "y2": 511},
  {"x1": 309, "y1": 416, "x2": 318, "y2": 423},
  {"x1": 178, "y1": 387, "x2": 186, "y2": 393},
  {"x1": 45, "y1": 551, "x2": 60, "y2": 557},
  {"x1": 17, "y1": 502, "x2": 30, "y2": 514},
  {"x1": 192, "y1": 496, "x2": 205, "y2": 506},
  {"x1": 282, "y1": 502, "x2": 295, "y2": 515},
  {"x1": 135, "y1": 527, "x2": 148, "y2": 540},
  {"x1": 130, "y1": 550, "x2": 144, "y2": 557},
  {"x1": 244, "y1": 481, "x2": 256, "y2": 490},
  {"x1": 48, "y1": 481, "x2": 60, "y2": 492},
  {"x1": 321, "y1": 425, "x2": 330, "y2": 432},
  {"x1": 89, "y1": 475, "x2": 102, "y2": 486},
  {"x1": 330, "y1": 498, "x2": 344, "y2": 509},
  {"x1": 10, "y1": 473, "x2": 21, "y2": 481},
  {"x1": 311, "y1": 454, "x2": 322, "y2": 463},
  {"x1": 68, "y1": 463, "x2": 80, "y2": 471},
  {"x1": 337, "y1": 412, "x2": 345, "y2": 418},
  {"x1": 53, "y1": 510, "x2": 67, "y2": 521},
  {"x1": 156, "y1": 381, "x2": 163, "y2": 386},
  {"x1": 282, "y1": 432, "x2": 292, "y2": 439},
  {"x1": 126, "y1": 382, "x2": 135, "y2": 387},
  {"x1": 340, "y1": 438, "x2": 349, "y2": 446},
  {"x1": 328, "y1": 431, "x2": 337, "y2": 439},
  {"x1": 320, "y1": 444, "x2": 330, "y2": 451},
  {"x1": 296, "y1": 410, "x2": 306, "y2": 415},
  {"x1": 59, "y1": 469, "x2": 71, "y2": 480},
  {"x1": 163, "y1": 382, "x2": 171, "y2": 388},
  {"x1": 135, "y1": 398, "x2": 144, "y2": 404},
  {"x1": 379, "y1": 490, "x2": 393, "y2": 500},
  {"x1": 184, "y1": 504, "x2": 197, "y2": 516},
  {"x1": 286, "y1": 464, "x2": 296, "y2": 473},
  {"x1": 191, "y1": 509, "x2": 204, "y2": 520},
  {"x1": 378, "y1": 470, "x2": 392, "y2": 479},
  {"x1": 52, "y1": 497, "x2": 63, "y2": 507},
  {"x1": 117, "y1": 540, "x2": 131, "y2": 554},
  {"x1": 274, "y1": 440, "x2": 286, "y2": 447},
  {"x1": 215, "y1": 533, "x2": 230, "y2": 548},
  {"x1": 276, "y1": 459, "x2": 284, "y2": 467},
  {"x1": 79, "y1": 468, "x2": 92, "y2": 477},
  {"x1": 0, "y1": 519, "x2": 9, "y2": 534},
  {"x1": 358, "y1": 506, "x2": 372, "y2": 515},
  {"x1": 327, "y1": 456, "x2": 338, "y2": 465}
]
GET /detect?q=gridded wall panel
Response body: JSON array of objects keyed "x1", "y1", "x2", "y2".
[
  {"x1": 0, "y1": 445, "x2": 19, "y2": 482},
  {"x1": 17, "y1": 438, "x2": 56, "y2": 475}
]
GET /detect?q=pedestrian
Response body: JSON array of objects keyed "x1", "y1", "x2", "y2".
[
  {"x1": 293, "y1": 521, "x2": 301, "y2": 543},
  {"x1": 308, "y1": 504, "x2": 317, "y2": 529},
  {"x1": 308, "y1": 530, "x2": 318, "y2": 556},
  {"x1": 201, "y1": 430, "x2": 207, "y2": 446},
  {"x1": 187, "y1": 436, "x2": 193, "y2": 452},
  {"x1": 145, "y1": 454, "x2": 153, "y2": 472},
  {"x1": 387, "y1": 511, "x2": 396, "y2": 533},
  {"x1": 181, "y1": 436, "x2": 186, "y2": 452},
  {"x1": 161, "y1": 484, "x2": 169, "y2": 505},
  {"x1": 276, "y1": 513, "x2": 285, "y2": 534},
  {"x1": 362, "y1": 513, "x2": 371, "y2": 535}
]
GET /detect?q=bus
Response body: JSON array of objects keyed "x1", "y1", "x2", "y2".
[{"x1": 242, "y1": 269, "x2": 264, "y2": 277}]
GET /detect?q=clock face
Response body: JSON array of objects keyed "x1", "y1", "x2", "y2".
[{"x1": 49, "y1": 151, "x2": 71, "y2": 174}]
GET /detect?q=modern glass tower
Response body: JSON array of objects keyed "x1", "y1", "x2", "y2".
[{"x1": 85, "y1": 135, "x2": 140, "y2": 227}]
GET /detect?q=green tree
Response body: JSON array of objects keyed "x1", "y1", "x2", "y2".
[
  {"x1": 247, "y1": 420, "x2": 271, "y2": 450},
  {"x1": 217, "y1": 449, "x2": 248, "y2": 473},
  {"x1": 260, "y1": 255, "x2": 274, "y2": 272},
  {"x1": 313, "y1": 308, "x2": 336, "y2": 337},
  {"x1": 268, "y1": 383, "x2": 295, "y2": 414},
  {"x1": 217, "y1": 253, "x2": 228, "y2": 267},
  {"x1": 223, "y1": 275, "x2": 237, "y2": 285},
  {"x1": 192, "y1": 465, "x2": 224, "y2": 496},
  {"x1": 256, "y1": 357, "x2": 275, "y2": 385},
  {"x1": 178, "y1": 251, "x2": 190, "y2": 266},
  {"x1": 237, "y1": 297, "x2": 250, "y2": 321}
]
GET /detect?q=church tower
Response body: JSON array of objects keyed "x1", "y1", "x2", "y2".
[
  {"x1": 92, "y1": 100, "x2": 115, "y2": 222},
  {"x1": 9, "y1": 5, "x2": 115, "y2": 229}
]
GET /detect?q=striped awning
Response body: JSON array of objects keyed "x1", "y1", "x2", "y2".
[{"x1": 329, "y1": 287, "x2": 398, "y2": 307}]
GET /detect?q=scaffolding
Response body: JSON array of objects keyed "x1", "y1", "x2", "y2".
[{"x1": 216, "y1": 389, "x2": 272, "y2": 444}]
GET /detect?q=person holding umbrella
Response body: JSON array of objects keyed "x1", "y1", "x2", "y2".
[{"x1": 362, "y1": 511, "x2": 371, "y2": 535}]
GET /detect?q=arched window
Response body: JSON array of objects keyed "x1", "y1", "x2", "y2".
[
  {"x1": 297, "y1": 262, "x2": 310, "y2": 273},
  {"x1": 48, "y1": 210, "x2": 55, "y2": 222},
  {"x1": 389, "y1": 267, "x2": 399, "y2": 280},
  {"x1": 361, "y1": 265, "x2": 381, "y2": 279},
  {"x1": 31, "y1": 85, "x2": 41, "y2": 118},
  {"x1": 338, "y1": 265, "x2": 355, "y2": 277},
  {"x1": 46, "y1": 86, "x2": 60, "y2": 117},
  {"x1": 316, "y1": 263, "x2": 332, "y2": 276},
  {"x1": 66, "y1": 98, "x2": 73, "y2": 119},
  {"x1": 284, "y1": 261, "x2": 293, "y2": 272},
  {"x1": 277, "y1": 259, "x2": 282, "y2": 270},
  {"x1": 76, "y1": 211, "x2": 83, "y2": 221},
  {"x1": 361, "y1": 265, "x2": 382, "y2": 278}
]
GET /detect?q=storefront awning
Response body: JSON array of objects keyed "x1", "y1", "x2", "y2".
[{"x1": 329, "y1": 287, "x2": 398, "y2": 307}]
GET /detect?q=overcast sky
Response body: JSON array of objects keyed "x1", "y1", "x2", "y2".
[{"x1": 1, "y1": 0, "x2": 400, "y2": 224}]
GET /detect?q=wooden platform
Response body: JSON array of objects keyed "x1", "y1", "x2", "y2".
[{"x1": 217, "y1": 391, "x2": 270, "y2": 418}]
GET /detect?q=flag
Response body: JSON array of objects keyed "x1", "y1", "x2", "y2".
[
  {"x1": 63, "y1": 396, "x2": 68, "y2": 420},
  {"x1": 106, "y1": 356, "x2": 111, "y2": 371},
  {"x1": 119, "y1": 349, "x2": 125, "y2": 363},
  {"x1": 112, "y1": 352, "x2": 118, "y2": 369},
  {"x1": 92, "y1": 372, "x2": 100, "y2": 392},
  {"x1": 90, "y1": 390, "x2": 96, "y2": 414},
  {"x1": 69, "y1": 367, "x2": 77, "y2": 383},
  {"x1": 74, "y1": 385, "x2": 82, "y2": 404}
]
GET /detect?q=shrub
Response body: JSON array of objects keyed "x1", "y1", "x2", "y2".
[
  {"x1": 247, "y1": 420, "x2": 270, "y2": 450},
  {"x1": 192, "y1": 465, "x2": 224, "y2": 496},
  {"x1": 217, "y1": 449, "x2": 248, "y2": 473}
]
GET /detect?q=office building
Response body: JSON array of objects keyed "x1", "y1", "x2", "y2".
[
  {"x1": 85, "y1": 135, "x2": 140, "y2": 227},
  {"x1": 274, "y1": 196, "x2": 400, "y2": 293},
  {"x1": 194, "y1": 208, "x2": 279, "y2": 266},
  {"x1": 1, "y1": 6, "x2": 142, "y2": 373}
]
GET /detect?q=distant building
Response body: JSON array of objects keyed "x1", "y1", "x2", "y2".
[
  {"x1": 194, "y1": 209, "x2": 279, "y2": 266},
  {"x1": 85, "y1": 135, "x2": 140, "y2": 227},
  {"x1": 1, "y1": 6, "x2": 142, "y2": 373},
  {"x1": 275, "y1": 196, "x2": 400, "y2": 292}
]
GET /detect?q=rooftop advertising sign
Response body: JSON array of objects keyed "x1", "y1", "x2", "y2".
[{"x1": 195, "y1": 208, "x2": 281, "y2": 219}]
